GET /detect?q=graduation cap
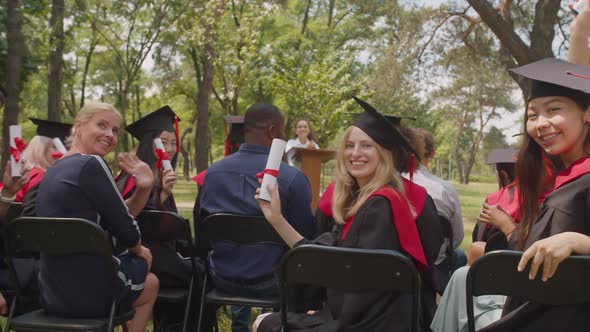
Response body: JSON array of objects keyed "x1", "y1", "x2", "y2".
[
  {"x1": 126, "y1": 105, "x2": 180, "y2": 140},
  {"x1": 351, "y1": 96, "x2": 416, "y2": 155},
  {"x1": 29, "y1": 117, "x2": 72, "y2": 142},
  {"x1": 224, "y1": 116, "x2": 244, "y2": 156},
  {"x1": 486, "y1": 148, "x2": 518, "y2": 164},
  {"x1": 384, "y1": 115, "x2": 416, "y2": 127},
  {"x1": 510, "y1": 58, "x2": 590, "y2": 101}
]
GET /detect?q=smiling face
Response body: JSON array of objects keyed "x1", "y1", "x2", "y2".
[
  {"x1": 526, "y1": 96, "x2": 590, "y2": 166},
  {"x1": 295, "y1": 120, "x2": 310, "y2": 142},
  {"x1": 343, "y1": 126, "x2": 381, "y2": 188},
  {"x1": 158, "y1": 131, "x2": 177, "y2": 160},
  {"x1": 74, "y1": 110, "x2": 121, "y2": 156}
]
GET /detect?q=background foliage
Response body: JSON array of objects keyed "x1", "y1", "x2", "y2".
[{"x1": 0, "y1": 0, "x2": 574, "y2": 183}]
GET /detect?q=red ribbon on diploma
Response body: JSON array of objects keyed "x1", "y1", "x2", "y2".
[
  {"x1": 155, "y1": 148, "x2": 170, "y2": 170},
  {"x1": 9, "y1": 137, "x2": 27, "y2": 162},
  {"x1": 256, "y1": 169, "x2": 279, "y2": 179}
]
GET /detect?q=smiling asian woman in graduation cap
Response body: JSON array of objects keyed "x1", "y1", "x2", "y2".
[
  {"x1": 116, "y1": 105, "x2": 198, "y2": 330},
  {"x1": 464, "y1": 58, "x2": 590, "y2": 332}
]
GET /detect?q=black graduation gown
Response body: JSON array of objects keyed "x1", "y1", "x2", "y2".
[
  {"x1": 259, "y1": 195, "x2": 422, "y2": 332},
  {"x1": 118, "y1": 176, "x2": 191, "y2": 287},
  {"x1": 315, "y1": 181, "x2": 443, "y2": 328},
  {"x1": 479, "y1": 163, "x2": 590, "y2": 332}
]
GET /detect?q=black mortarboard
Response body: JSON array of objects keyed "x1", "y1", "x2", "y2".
[
  {"x1": 383, "y1": 114, "x2": 416, "y2": 127},
  {"x1": 29, "y1": 117, "x2": 73, "y2": 142},
  {"x1": 486, "y1": 148, "x2": 518, "y2": 164},
  {"x1": 126, "y1": 105, "x2": 180, "y2": 140},
  {"x1": 510, "y1": 58, "x2": 590, "y2": 101},
  {"x1": 351, "y1": 96, "x2": 415, "y2": 154}
]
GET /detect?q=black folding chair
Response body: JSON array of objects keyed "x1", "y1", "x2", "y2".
[
  {"x1": 3, "y1": 217, "x2": 135, "y2": 332},
  {"x1": 278, "y1": 244, "x2": 422, "y2": 332},
  {"x1": 5, "y1": 202, "x2": 23, "y2": 223},
  {"x1": 466, "y1": 250, "x2": 590, "y2": 332},
  {"x1": 196, "y1": 213, "x2": 284, "y2": 332},
  {"x1": 136, "y1": 209, "x2": 199, "y2": 332}
]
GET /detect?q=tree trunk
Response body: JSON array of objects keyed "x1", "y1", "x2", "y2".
[
  {"x1": 195, "y1": 48, "x2": 213, "y2": 172},
  {"x1": 301, "y1": 0, "x2": 312, "y2": 35},
  {"x1": 454, "y1": 111, "x2": 468, "y2": 184},
  {"x1": 466, "y1": 0, "x2": 560, "y2": 96},
  {"x1": 1, "y1": 0, "x2": 25, "y2": 176},
  {"x1": 47, "y1": 0, "x2": 65, "y2": 121}
]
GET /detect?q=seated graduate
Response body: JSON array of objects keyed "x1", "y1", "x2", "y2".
[
  {"x1": 17, "y1": 118, "x2": 72, "y2": 216},
  {"x1": 253, "y1": 96, "x2": 429, "y2": 332},
  {"x1": 315, "y1": 109, "x2": 445, "y2": 327},
  {"x1": 116, "y1": 105, "x2": 197, "y2": 331},
  {"x1": 34, "y1": 101, "x2": 158, "y2": 332},
  {"x1": 475, "y1": 60, "x2": 590, "y2": 332}
]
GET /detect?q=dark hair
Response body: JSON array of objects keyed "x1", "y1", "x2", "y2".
[
  {"x1": 244, "y1": 103, "x2": 284, "y2": 133},
  {"x1": 496, "y1": 163, "x2": 516, "y2": 188},
  {"x1": 293, "y1": 119, "x2": 315, "y2": 141}
]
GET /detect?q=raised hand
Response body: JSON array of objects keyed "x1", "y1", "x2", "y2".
[
  {"x1": 119, "y1": 153, "x2": 154, "y2": 190},
  {"x1": 255, "y1": 180, "x2": 283, "y2": 225},
  {"x1": 1, "y1": 161, "x2": 30, "y2": 197},
  {"x1": 161, "y1": 169, "x2": 177, "y2": 196}
]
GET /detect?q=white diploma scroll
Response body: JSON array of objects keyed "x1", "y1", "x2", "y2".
[
  {"x1": 9, "y1": 125, "x2": 22, "y2": 177},
  {"x1": 52, "y1": 137, "x2": 67, "y2": 154},
  {"x1": 259, "y1": 138, "x2": 286, "y2": 202},
  {"x1": 153, "y1": 138, "x2": 173, "y2": 171}
]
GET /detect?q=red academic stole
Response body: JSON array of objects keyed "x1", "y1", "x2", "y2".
[
  {"x1": 15, "y1": 167, "x2": 45, "y2": 202},
  {"x1": 319, "y1": 181, "x2": 428, "y2": 270},
  {"x1": 486, "y1": 185, "x2": 521, "y2": 224},
  {"x1": 114, "y1": 172, "x2": 136, "y2": 198},
  {"x1": 192, "y1": 169, "x2": 208, "y2": 186},
  {"x1": 553, "y1": 155, "x2": 590, "y2": 191}
]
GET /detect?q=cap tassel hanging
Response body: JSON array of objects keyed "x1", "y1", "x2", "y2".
[
  {"x1": 174, "y1": 115, "x2": 180, "y2": 153},
  {"x1": 409, "y1": 154, "x2": 415, "y2": 193}
]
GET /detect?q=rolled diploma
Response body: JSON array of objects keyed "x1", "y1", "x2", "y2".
[
  {"x1": 9, "y1": 125, "x2": 22, "y2": 177},
  {"x1": 52, "y1": 138, "x2": 67, "y2": 154},
  {"x1": 153, "y1": 138, "x2": 173, "y2": 171},
  {"x1": 259, "y1": 138, "x2": 286, "y2": 202}
]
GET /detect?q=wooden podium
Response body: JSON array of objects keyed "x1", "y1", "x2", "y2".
[{"x1": 292, "y1": 147, "x2": 336, "y2": 211}]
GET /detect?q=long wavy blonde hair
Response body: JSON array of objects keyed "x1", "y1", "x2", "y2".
[{"x1": 332, "y1": 126, "x2": 405, "y2": 224}]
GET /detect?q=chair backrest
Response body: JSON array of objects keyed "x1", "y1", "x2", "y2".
[
  {"x1": 4, "y1": 217, "x2": 116, "y2": 294},
  {"x1": 278, "y1": 244, "x2": 421, "y2": 332},
  {"x1": 5, "y1": 217, "x2": 113, "y2": 258},
  {"x1": 199, "y1": 213, "x2": 284, "y2": 245},
  {"x1": 5, "y1": 202, "x2": 23, "y2": 222},
  {"x1": 136, "y1": 210, "x2": 191, "y2": 243},
  {"x1": 466, "y1": 250, "x2": 590, "y2": 332}
]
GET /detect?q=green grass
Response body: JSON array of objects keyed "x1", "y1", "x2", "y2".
[{"x1": 452, "y1": 181, "x2": 498, "y2": 251}]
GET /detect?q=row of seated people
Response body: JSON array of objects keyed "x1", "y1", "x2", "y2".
[{"x1": 3, "y1": 26, "x2": 590, "y2": 330}]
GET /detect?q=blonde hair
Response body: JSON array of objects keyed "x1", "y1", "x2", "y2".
[
  {"x1": 332, "y1": 126, "x2": 405, "y2": 224},
  {"x1": 69, "y1": 101, "x2": 121, "y2": 146},
  {"x1": 21, "y1": 135, "x2": 54, "y2": 171}
]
